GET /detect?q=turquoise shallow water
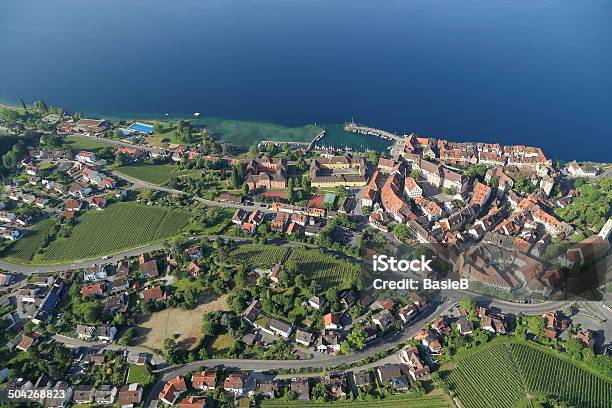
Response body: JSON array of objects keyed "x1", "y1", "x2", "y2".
[{"x1": 1, "y1": 0, "x2": 611, "y2": 161}]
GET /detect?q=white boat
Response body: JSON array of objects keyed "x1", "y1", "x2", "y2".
[{"x1": 193, "y1": 112, "x2": 201, "y2": 118}]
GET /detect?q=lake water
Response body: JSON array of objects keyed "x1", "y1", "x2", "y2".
[{"x1": 1, "y1": 0, "x2": 611, "y2": 161}]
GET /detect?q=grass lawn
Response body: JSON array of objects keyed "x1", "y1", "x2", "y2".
[
  {"x1": 199, "y1": 117, "x2": 322, "y2": 147},
  {"x1": 32, "y1": 203, "x2": 191, "y2": 264},
  {"x1": 114, "y1": 163, "x2": 201, "y2": 185},
  {"x1": 135, "y1": 294, "x2": 229, "y2": 351},
  {"x1": 126, "y1": 364, "x2": 154, "y2": 384},
  {"x1": 63, "y1": 135, "x2": 115, "y2": 153},
  {"x1": 1, "y1": 218, "x2": 57, "y2": 263},
  {"x1": 211, "y1": 333, "x2": 234, "y2": 352}
]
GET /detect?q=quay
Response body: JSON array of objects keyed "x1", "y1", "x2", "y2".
[
  {"x1": 343, "y1": 121, "x2": 403, "y2": 142},
  {"x1": 257, "y1": 129, "x2": 326, "y2": 152}
]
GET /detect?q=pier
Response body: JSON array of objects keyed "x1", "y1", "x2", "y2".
[
  {"x1": 343, "y1": 121, "x2": 403, "y2": 142},
  {"x1": 307, "y1": 129, "x2": 327, "y2": 151}
]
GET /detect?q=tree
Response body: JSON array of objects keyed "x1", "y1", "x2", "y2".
[
  {"x1": 242, "y1": 183, "x2": 249, "y2": 196},
  {"x1": 346, "y1": 325, "x2": 367, "y2": 350},
  {"x1": 527, "y1": 315, "x2": 545, "y2": 338},
  {"x1": 393, "y1": 223, "x2": 410, "y2": 242},
  {"x1": 117, "y1": 328, "x2": 137, "y2": 346},
  {"x1": 20, "y1": 98, "x2": 27, "y2": 110},
  {"x1": 287, "y1": 178, "x2": 295, "y2": 203},
  {"x1": 34, "y1": 99, "x2": 48, "y2": 112},
  {"x1": 311, "y1": 382, "x2": 327, "y2": 401},
  {"x1": 459, "y1": 296, "x2": 476, "y2": 316}
]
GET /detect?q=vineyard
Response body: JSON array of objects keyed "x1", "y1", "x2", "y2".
[
  {"x1": 261, "y1": 395, "x2": 450, "y2": 407},
  {"x1": 447, "y1": 341, "x2": 612, "y2": 408},
  {"x1": 227, "y1": 245, "x2": 357, "y2": 289},
  {"x1": 286, "y1": 248, "x2": 357, "y2": 289},
  {"x1": 2, "y1": 218, "x2": 57, "y2": 262},
  {"x1": 39, "y1": 203, "x2": 191, "y2": 263},
  {"x1": 228, "y1": 244, "x2": 290, "y2": 268}
]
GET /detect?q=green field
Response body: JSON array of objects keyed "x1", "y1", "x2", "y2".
[
  {"x1": 199, "y1": 117, "x2": 322, "y2": 147},
  {"x1": 286, "y1": 248, "x2": 356, "y2": 289},
  {"x1": 35, "y1": 203, "x2": 191, "y2": 263},
  {"x1": 228, "y1": 244, "x2": 290, "y2": 268},
  {"x1": 114, "y1": 163, "x2": 201, "y2": 185},
  {"x1": 63, "y1": 135, "x2": 116, "y2": 152},
  {"x1": 2, "y1": 218, "x2": 57, "y2": 262},
  {"x1": 446, "y1": 341, "x2": 612, "y2": 408},
  {"x1": 126, "y1": 364, "x2": 154, "y2": 385},
  {"x1": 262, "y1": 396, "x2": 450, "y2": 407}
]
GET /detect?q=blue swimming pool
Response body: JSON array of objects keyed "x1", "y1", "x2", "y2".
[{"x1": 127, "y1": 122, "x2": 154, "y2": 134}]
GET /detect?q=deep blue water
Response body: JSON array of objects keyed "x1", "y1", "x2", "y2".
[{"x1": 1, "y1": 0, "x2": 611, "y2": 161}]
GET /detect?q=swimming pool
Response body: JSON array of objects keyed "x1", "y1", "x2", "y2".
[{"x1": 127, "y1": 122, "x2": 154, "y2": 134}]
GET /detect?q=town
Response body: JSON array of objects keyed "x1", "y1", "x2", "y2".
[{"x1": 0, "y1": 101, "x2": 610, "y2": 408}]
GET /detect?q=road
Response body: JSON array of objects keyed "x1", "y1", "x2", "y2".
[{"x1": 140, "y1": 296, "x2": 574, "y2": 407}]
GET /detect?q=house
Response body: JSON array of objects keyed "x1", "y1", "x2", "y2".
[
  {"x1": 256, "y1": 380, "x2": 278, "y2": 399},
  {"x1": 68, "y1": 181, "x2": 92, "y2": 198},
  {"x1": 90, "y1": 197, "x2": 107, "y2": 209},
  {"x1": 76, "y1": 324, "x2": 95, "y2": 340},
  {"x1": 95, "y1": 385, "x2": 118, "y2": 405},
  {"x1": 76, "y1": 118, "x2": 108, "y2": 133},
  {"x1": 0, "y1": 273, "x2": 15, "y2": 286},
  {"x1": 75, "y1": 151, "x2": 97, "y2": 164},
  {"x1": 400, "y1": 346, "x2": 430, "y2": 380},
  {"x1": 372, "y1": 309, "x2": 396, "y2": 331},
  {"x1": 269, "y1": 263, "x2": 283, "y2": 283},
  {"x1": 575, "y1": 330, "x2": 595, "y2": 348},
  {"x1": 480, "y1": 314, "x2": 506, "y2": 334},
  {"x1": 140, "y1": 285, "x2": 165, "y2": 302},
  {"x1": 96, "y1": 325, "x2": 117, "y2": 342},
  {"x1": 290, "y1": 378, "x2": 310, "y2": 400},
  {"x1": 470, "y1": 181, "x2": 492, "y2": 208},
  {"x1": 241, "y1": 299, "x2": 261, "y2": 325},
  {"x1": 404, "y1": 176, "x2": 422, "y2": 199},
  {"x1": 187, "y1": 262, "x2": 203, "y2": 277},
  {"x1": 17, "y1": 332, "x2": 40, "y2": 351},
  {"x1": 295, "y1": 329, "x2": 314, "y2": 347},
  {"x1": 566, "y1": 161, "x2": 598, "y2": 177},
  {"x1": 140, "y1": 258, "x2": 159, "y2": 278},
  {"x1": 397, "y1": 303, "x2": 418, "y2": 323},
  {"x1": 456, "y1": 317, "x2": 474, "y2": 335},
  {"x1": 269, "y1": 318, "x2": 293, "y2": 339},
  {"x1": 323, "y1": 313, "x2": 340, "y2": 330},
  {"x1": 232, "y1": 209, "x2": 248, "y2": 225},
  {"x1": 320, "y1": 374, "x2": 348, "y2": 399},
  {"x1": 116, "y1": 146, "x2": 146, "y2": 161},
  {"x1": 186, "y1": 245, "x2": 202, "y2": 259},
  {"x1": 44, "y1": 381, "x2": 73, "y2": 408},
  {"x1": 353, "y1": 370, "x2": 373, "y2": 388},
  {"x1": 179, "y1": 396, "x2": 207, "y2": 408},
  {"x1": 83, "y1": 265, "x2": 108, "y2": 282},
  {"x1": 110, "y1": 277, "x2": 129, "y2": 294},
  {"x1": 223, "y1": 373, "x2": 252, "y2": 397},
  {"x1": 82, "y1": 282, "x2": 105, "y2": 298},
  {"x1": 376, "y1": 364, "x2": 407, "y2": 384},
  {"x1": 308, "y1": 295, "x2": 325, "y2": 310},
  {"x1": 192, "y1": 371, "x2": 217, "y2": 391},
  {"x1": 117, "y1": 384, "x2": 143, "y2": 408},
  {"x1": 73, "y1": 385, "x2": 96, "y2": 404},
  {"x1": 317, "y1": 332, "x2": 342, "y2": 354},
  {"x1": 159, "y1": 376, "x2": 188, "y2": 405}
]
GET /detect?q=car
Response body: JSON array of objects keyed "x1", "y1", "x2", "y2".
[{"x1": 102, "y1": 255, "x2": 109, "y2": 260}]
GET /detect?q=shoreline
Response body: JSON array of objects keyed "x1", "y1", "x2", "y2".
[{"x1": 1, "y1": 100, "x2": 610, "y2": 164}]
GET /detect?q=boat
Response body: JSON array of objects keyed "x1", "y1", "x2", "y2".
[{"x1": 193, "y1": 112, "x2": 201, "y2": 118}]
